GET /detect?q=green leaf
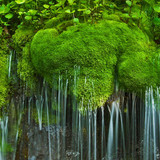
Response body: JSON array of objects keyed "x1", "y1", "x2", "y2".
[
  {"x1": 43, "y1": 4, "x2": 50, "y2": 9},
  {"x1": 65, "y1": 9, "x2": 71, "y2": 13},
  {"x1": 78, "y1": 9, "x2": 87, "y2": 12},
  {"x1": 84, "y1": 10, "x2": 91, "y2": 15},
  {"x1": 126, "y1": 0, "x2": 132, "y2": 7},
  {"x1": 49, "y1": 1, "x2": 54, "y2": 5},
  {"x1": 5, "y1": 13, "x2": 13, "y2": 19},
  {"x1": 153, "y1": 4, "x2": 160, "y2": 13},
  {"x1": 73, "y1": 18, "x2": 79, "y2": 23},
  {"x1": 109, "y1": 4, "x2": 114, "y2": 9},
  {"x1": 25, "y1": 15, "x2": 32, "y2": 20},
  {"x1": 121, "y1": 13, "x2": 130, "y2": 18},
  {"x1": 0, "y1": 4, "x2": 10, "y2": 14},
  {"x1": 28, "y1": 9, "x2": 37, "y2": 16},
  {"x1": 68, "y1": 0, "x2": 75, "y2": 5},
  {"x1": 15, "y1": 0, "x2": 26, "y2": 4},
  {"x1": 18, "y1": 11, "x2": 24, "y2": 15},
  {"x1": 94, "y1": 0, "x2": 99, "y2": 4}
]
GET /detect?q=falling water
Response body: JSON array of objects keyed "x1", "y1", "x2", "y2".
[
  {"x1": 8, "y1": 51, "x2": 12, "y2": 78},
  {"x1": 119, "y1": 109, "x2": 126, "y2": 159},
  {"x1": 93, "y1": 110, "x2": 97, "y2": 160},
  {"x1": 36, "y1": 80, "x2": 45, "y2": 130},
  {"x1": 28, "y1": 97, "x2": 32, "y2": 125},
  {"x1": 101, "y1": 106, "x2": 105, "y2": 159},
  {"x1": 36, "y1": 96, "x2": 44, "y2": 130},
  {"x1": 0, "y1": 117, "x2": 8, "y2": 160},
  {"x1": 45, "y1": 84, "x2": 52, "y2": 160},
  {"x1": 107, "y1": 102, "x2": 116, "y2": 160},
  {"x1": 3, "y1": 57, "x2": 160, "y2": 160},
  {"x1": 57, "y1": 75, "x2": 61, "y2": 159},
  {"x1": 88, "y1": 108, "x2": 91, "y2": 160},
  {"x1": 62, "y1": 78, "x2": 68, "y2": 158},
  {"x1": 143, "y1": 88, "x2": 160, "y2": 160}
]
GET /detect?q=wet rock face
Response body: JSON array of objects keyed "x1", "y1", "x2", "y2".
[{"x1": 17, "y1": 124, "x2": 80, "y2": 160}]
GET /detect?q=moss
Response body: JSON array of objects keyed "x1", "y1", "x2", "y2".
[
  {"x1": 0, "y1": 54, "x2": 8, "y2": 108},
  {"x1": 0, "y1": 37, "x2": 9, "y2": 108},
  {"x1": 56, "y1": 20, "x2": 74, "y2": 33},
  {"x1": 118, "y1": 50, "x2": 158, "y2": 92},
  {"x1": 102, "y1": 12, "x2": 121, "y2": 22},
  {"x1": 17, "y1": 43, "x2": 37, "y2": 91},
  {"x1": 30, "y1": 20, "x2": 154, "y2": 109},
  {"x1": 31, "y1": 22, "x2": 120, "y2": 108},
  {"x1": 12, "y1": 26, "x2": 35, "y2": 51},
  {"x1": 44, "y1": 14, "x2": 72, "y2": 29},
  {"x1": 44, "y1": 17, "x2": 61, "y2": 29},
  {"x1": 31, "y1": 28, "x2": 59, "y2": 75}
]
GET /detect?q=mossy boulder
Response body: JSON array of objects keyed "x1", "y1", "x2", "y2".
[
  {"x1": 30, "y1": 20, "x2": 154, "y2": 108},
  {"x1": 12, "y1": 26, "x2": 35, "y2": 51},
  {"x1": 118, "y1": 50, "x2": 158, "y2": 92}
]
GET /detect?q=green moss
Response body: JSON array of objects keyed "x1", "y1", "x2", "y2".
[
  {"x1": 44, "y1": 14, "x2": 72, "y2": 29},
  {"x1": 31, "y1": 28, "x2": 59, "y2": 75},
  {"x1": 45, "y1": 17, "x2": 61, "y2": 29},
  {"x1": 17, "y1": 43, "x2": 37, "y2": 90},
  {"x1": 30, "y1": 20, "x2": 154, "y2": 109},
  {"x1": 56, "y1": 20, "x2": 74, "y2": 33},
  {"x1": 102, "y1": 12, "x2": 121, "y2": 22},
  {"x1": 12, "y1": 26, "x2": 35, "y2": 50},
  {"x1": 0, "y1": 54, "x2": 8, "y2": 108},
  {"x1": 0, "y1": 37, "x2": 9, "y2": 108},
  {"x1": 118, "y1": 50, "x2": 158, "y2": 92}
]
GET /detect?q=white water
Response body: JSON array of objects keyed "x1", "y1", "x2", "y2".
[
  {"x1": 0, "y1": 117, "x2": 8, "y2": 160},
  {"x1": 8, "y1": 51, "x2": 12, "y2": 78}
]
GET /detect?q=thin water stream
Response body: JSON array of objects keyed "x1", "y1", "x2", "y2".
[{"x1": 0, "y1": 51, "x2": 160, "y2": 160}]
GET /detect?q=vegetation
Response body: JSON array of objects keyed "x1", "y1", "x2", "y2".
[
  {"x1": 31, "y1": 20, "x2": 155, "y2": 107},
  {"x1": 0, "y1": 0, "x2": 160, "y2": 108},
  {"x1": 0, "y1": 38, "x2": 8, "y2": 107}
]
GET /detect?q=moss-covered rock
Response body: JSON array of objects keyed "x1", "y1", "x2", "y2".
[
  {"x1": 31, "y1": 28, "x2": 59, "y2": 77},
  {"x1": 31, "y1": 23, "x2": 120, "y2": 108},
  {"x1": 17, "y1": 43, "x2": 37, "y2": 90},
  {"x1": 0, "y1": 54, "x2": 8, "y2": 108},
  {"x1": 30, "y1": 20, "x2": 154, "y2": 108},
  {"x1": 0, "y1": 37, "x2": 9, "y2": 108},
  {"x1": 118, "y1": 50, "x2": 158, "y2": 92},
  {"x1": 12, "y1": 26, "x2": 35, "y2": 51}
]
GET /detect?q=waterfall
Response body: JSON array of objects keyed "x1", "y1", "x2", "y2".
[
  {"x1": 101, "y1": 106, "x2": 105, "y2": 159},
  {"x1": 88, "y1": 108, "x2": 92, "y2": 160},
  {"x1": 143, "y1": 88, "x2": 159, "y2": 160},
  {"x1": 8, "y1": 51, "x2": 12, "y2": 78},
  {"x1": 107, "y1": 101, "x2": 121, "y2": 160},
  {"x1": 62, "y1": 78, "x2": 68, "y2": 158},
  {"x1": 0, "y1": 116, "x2": 8, "y2": 160},
  {"x1": 45, "y1": 84, "x2": 52, "y2": 160},
  {"x1": 36, "y1": 80, "x2": 45, "y2": 130},
  {"x1": 3, "y1": 58, "x2": 160, "y2": 160},
  {"x1": 93, "y1": 110, "x2": 97, "y2": 160}
]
